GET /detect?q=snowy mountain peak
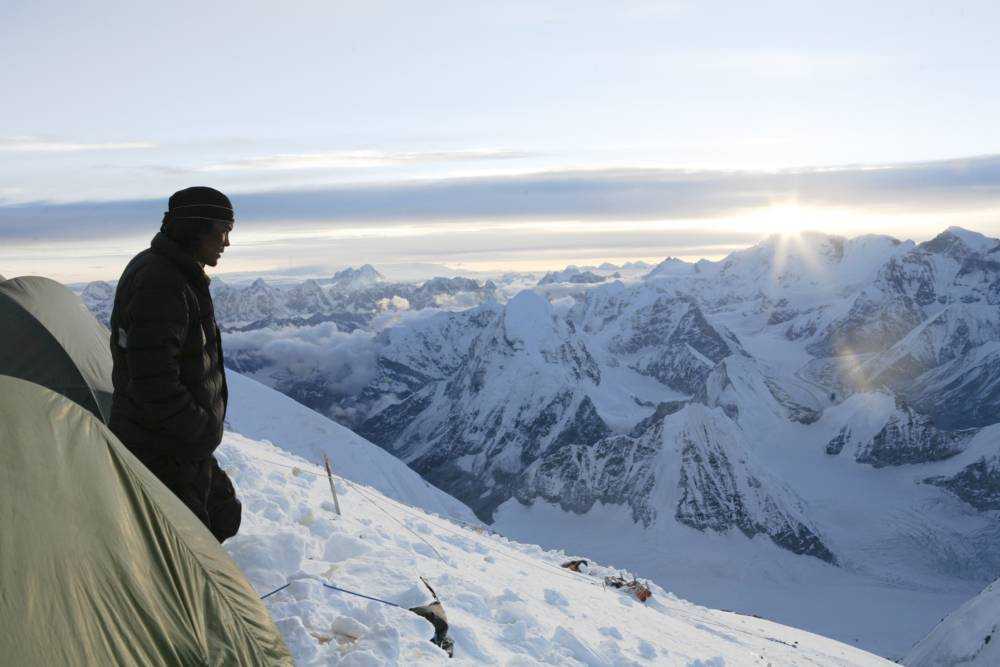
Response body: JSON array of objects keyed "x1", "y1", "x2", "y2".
[
  {"x1": 79, "y1": 280, "x2": 116, "y2": 325},
  {"x1": 503, "y1": 290, "x2": 555, "y2": 351},
  {"x1": 330, "y1": 264, "x2": 385, "y2": 290},
  {"x1": 538, "y1": 267, "x2": 606, "y2": 285},
  {"x1": 645, "y1": 256, "x2": 695, "y2": 279},
  {"x1": 622, "y1": 260, "x2": 652, "y2": 270},
  {"x1": 81, "y1": 280, "x2": 114, "y2": 301},
  {"x1": 921, "y1": 226, "x2": 999, "y2": 257}
]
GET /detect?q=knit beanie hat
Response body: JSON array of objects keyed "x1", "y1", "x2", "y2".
[{"x1": 161, "y1": 186, "x2": 235, "y2": 244}]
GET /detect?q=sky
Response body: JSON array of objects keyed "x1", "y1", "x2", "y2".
[{"x1": 2, "y1": 0, "x2": 1000, "y2": 282}]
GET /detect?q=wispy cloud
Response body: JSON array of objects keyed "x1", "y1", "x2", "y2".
[
  {"x1": 199, "y1": 149, "x2": 534, "y2": 172},
  {"x1": 0, "y1": 136, "x2": 157, "y2": 153},
  {"x1": 694, "y1": 49, "x2": 880, "y2": 79}
]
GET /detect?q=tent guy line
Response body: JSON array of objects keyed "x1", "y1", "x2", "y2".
[
  {"x1": 239, "y1": 449, "x2": 451, "y2": 564},
  {"x1": 239, "y1": 449, "x2": 611, "y2": 592}
]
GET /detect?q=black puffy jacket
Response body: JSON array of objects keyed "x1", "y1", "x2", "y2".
[{"x1": 109, "y1": 232, "x2": 228, "y2": 461}]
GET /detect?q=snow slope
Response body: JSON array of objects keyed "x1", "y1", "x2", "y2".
[
  {"x1": 217, "y1": 431, "x2": 892, "y2": 666},
  {"x1": 905, "y1": 578, "x2": 1000, "y2": 666},
  {"x1": 225, "y1": 370, "x2": 476, "y2": 523}
]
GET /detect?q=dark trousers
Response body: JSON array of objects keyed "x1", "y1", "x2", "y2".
[{"x1": 142, "y1": 455, "x2": 242, "y2": 542}]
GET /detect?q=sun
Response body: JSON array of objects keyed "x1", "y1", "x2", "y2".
[{"x1": 761, "y1": 202, "x2": 811, "y2": 237}]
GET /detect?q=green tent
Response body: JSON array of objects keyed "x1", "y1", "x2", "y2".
[
  {"x1": 0, "y1": 375, "x2": 292, "y2": 665},
  {"x1": 0, "y1": 276, "x2": 113, "y2": 422}
]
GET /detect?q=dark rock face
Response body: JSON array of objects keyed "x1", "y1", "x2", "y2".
[
  {"x1": 879, "y1": 254, "x2": 939, "y2": 307},
  {"x1": 764, "y1": 379, "x2": 821, "y2": 424},
  {"x1": 919, "y1": 229, "x2": 980, "y2": 259},
  {"x1": 520, "y1": 403, "x2": 836, "y2": 564},
  {"x1": 545, "y1": 397, "x2": 612, "y2": 458},
  {"x1": 519, "y1": 432, "x2": 658, "y2": 526},
  {"x1": 909, "y1": 352, "x2": 1000, "y2": 430},
  {"x1": 826, "y1": 428, "x2": 849, "y2": 456},
  {"x1": 357, "y1": 389, "x2": 437, "y2": 460},
  {"x1": 413, "y1": 395, "x2": 612, "y2": 523},
  {"x1": 857, "y1": 413, "x2": 970, "y2": 467},
  {"x1": 825, "y1": 401, "x2": 976, "y2": 467},
  {"x1": 767, "y1": 525, "x2": 837, "y2": 564},
  {"x1": 767, "y1": 308, "x2": 799, "y2": 326},
  {"x1": 956, "y1": 258, "x2": 1000, "y2": 305},
  {"x1": 628, "y1": 401, "x2": 689, "y2": 437},
  {"x1": 926, "y1": 458, "x2": 1000, "y2": 511},
  {"x1": 613, "y1": 296, "x2": 738, "y2": 394},
  {"x1": 674, "y1": 424, "x2": 836, "y2": 564}
]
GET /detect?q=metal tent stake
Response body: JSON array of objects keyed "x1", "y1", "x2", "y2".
[{"x1": 323, "y1": 453, "x2": 342, "y2": 517}]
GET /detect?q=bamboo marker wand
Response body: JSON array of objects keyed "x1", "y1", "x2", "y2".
[{"x1": 323, "y1": 453, "x2": 343, "y2": 517}]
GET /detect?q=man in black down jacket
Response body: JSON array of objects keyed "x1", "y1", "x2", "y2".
[{"x1": 109, "y1": 186, "x2": 240, "y2": 542}]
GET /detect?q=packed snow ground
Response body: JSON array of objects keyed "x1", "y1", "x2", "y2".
[{"x1": 217, "y1": 433, "x2": 891, "y2": 666}]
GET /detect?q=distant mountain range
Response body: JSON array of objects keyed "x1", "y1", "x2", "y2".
[
  {"x1": 81, "y1": 265, "x2": 501, "y2": 332},
  {"x1": 78, "y1": 227, "x2": 1000, "y2": 657}
]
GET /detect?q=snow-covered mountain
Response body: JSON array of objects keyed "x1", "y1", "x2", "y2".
[
  {"x1": 350, "y1": 286, "x2": 749, "y2": 525},
  {"x1": 825, "y1": 393, "x2": 978, "y2": 467},
  {"x1": 78, "y1": 227, "x2": 1000, "y2": 660},
  {"x1": 79, "y1": 279, "x2": 114, "y2": 325},
  {"x1": 521, "y1": 401, "x2": 836, "y2": 563},
  {"x1": 326, "y1": 263, "x2": 385, "y2": 290}
]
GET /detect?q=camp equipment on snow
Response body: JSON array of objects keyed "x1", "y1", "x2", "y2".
[
  {"x1": 410, "y1": 600, "x2": 455, "y2": 657},
  {"x1": 0, "y1": 276, "x2": 113, "y2": 422},
  {"x1": 0, "y1": 375, "x2": 291, "y2": 665},
  {"x1": 604, "y1": 573, "x2": 653, "y2": 603},
  {"x1": 410, "y1": 577, "x2": 454, "y2": 658},
  {"x1": 315, "y1": 577, "x2": 456, "y2": 658},
  {"x1": 561, "y1": 559, "x2": 589, "y2": 572}
]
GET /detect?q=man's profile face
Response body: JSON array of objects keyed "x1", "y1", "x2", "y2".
[{"x1": 194, "y1": 221, "x2": 232, "y2": 267}]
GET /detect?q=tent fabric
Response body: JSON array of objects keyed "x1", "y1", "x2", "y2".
[
  {"x1": 0, "y1": 276, "x2": 113, "y2": 422},
  {"x1": 0, "y1": 375, "x2": 292, "y2": 666}
]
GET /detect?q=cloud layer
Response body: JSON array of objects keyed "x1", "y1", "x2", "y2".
[
  {"x1": 223, "y1": 322, "x2": 378, "y2": 411},
  {"x1": 4, "y1": 153, "x2": 1000, "y2": 282},
  {"x1": 3, "y1": 153, "x2": 1000, "y2": 243}
]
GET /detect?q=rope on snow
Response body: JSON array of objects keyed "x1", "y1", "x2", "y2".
[{"x1": 259, "y1": 582, "x2": 292, "y2": 600}]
